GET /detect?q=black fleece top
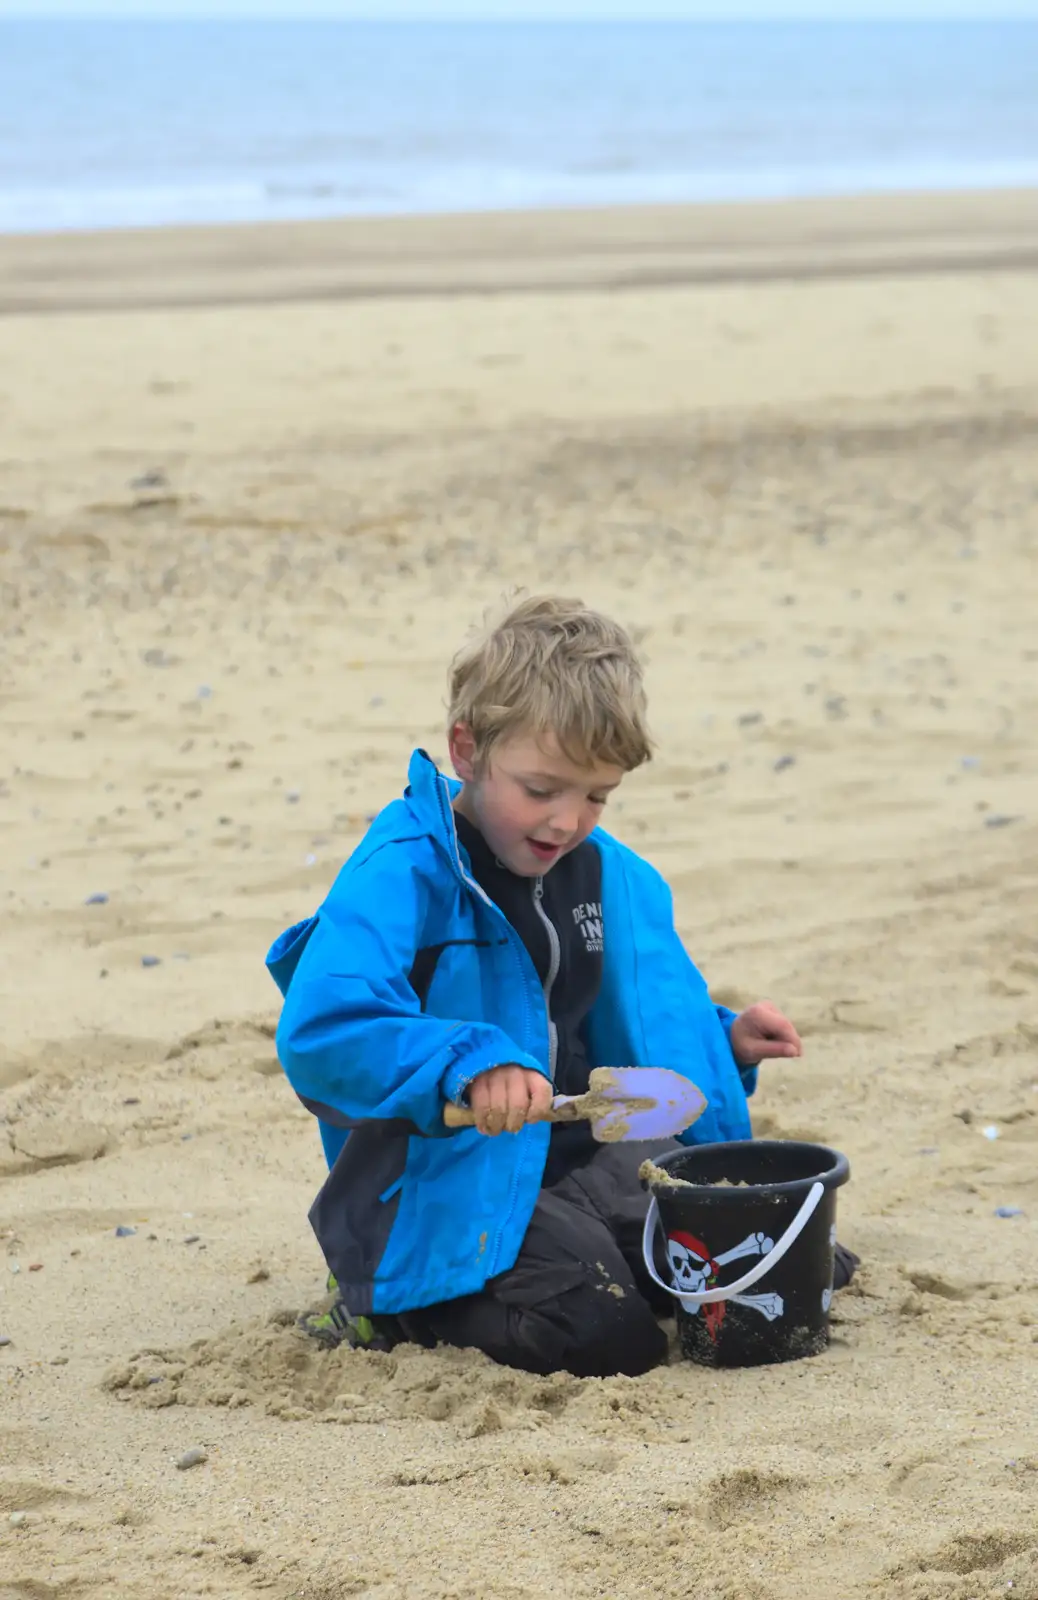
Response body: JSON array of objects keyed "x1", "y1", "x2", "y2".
[{"x1": 454, "y1": 812, "x2": 604, "y2": 1182}]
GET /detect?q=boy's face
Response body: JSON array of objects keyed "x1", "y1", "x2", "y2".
[{"x1": 449, "y1": 726, "x2": 625, "y2": 878}]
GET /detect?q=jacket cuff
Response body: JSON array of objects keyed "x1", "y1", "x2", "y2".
[
  {"x1": 738, "y1": 1063, "x2": 760, "y2": 1098},
  {"x1": 440, "y1": 1043, "x2": 547, "y2": 1106},
  {"x1": 716, "y1": 1004, "x2": 759, "y2": 1098}
]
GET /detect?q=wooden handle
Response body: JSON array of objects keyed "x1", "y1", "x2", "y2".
[
  {"x1": 443, "y1": 1103, "x2": 477, "y2": 1129},
  {"x1": 443, "y1": 1102, "x2": 570, "y2": 1130}
]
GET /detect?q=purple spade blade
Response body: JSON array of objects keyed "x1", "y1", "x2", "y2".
[{"x1": 578, "y1": 1067, "x2": 708, "y2": 1143}]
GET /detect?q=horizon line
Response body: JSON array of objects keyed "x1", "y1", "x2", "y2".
[{"x1": 2, "y1": 9, "x2": 1035, "y2": 18}]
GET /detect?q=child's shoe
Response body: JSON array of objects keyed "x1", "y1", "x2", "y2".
[{"x1": 297, "y1": 1274, "x2": 396, "y2": 1352}]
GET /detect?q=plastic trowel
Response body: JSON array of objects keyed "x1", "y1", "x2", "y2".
[{"x1": 443, "y1": 1065, "x2": 707, "y2": 1142}]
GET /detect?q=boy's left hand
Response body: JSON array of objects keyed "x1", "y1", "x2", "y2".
[{"x1": 730, "y1": 1001, "x2": 802, "y2": 1066}]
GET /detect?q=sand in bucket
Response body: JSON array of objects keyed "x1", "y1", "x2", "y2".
[{"x1": 641, "y1": 1141, "x2": 850, "y2": 1367}]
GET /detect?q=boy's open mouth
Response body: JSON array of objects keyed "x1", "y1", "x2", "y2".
[{"x1": 527, "y1": 838, "x2": 562, "y2": 863}]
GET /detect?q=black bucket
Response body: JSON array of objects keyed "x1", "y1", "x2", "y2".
[{"x1": 641, "y1": 1141, "x2": 850, "y2": 1367}]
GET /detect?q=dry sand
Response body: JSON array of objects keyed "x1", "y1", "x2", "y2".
[{"x1": 1, "y1": 193, "x2": 1037, "y2": 1600}]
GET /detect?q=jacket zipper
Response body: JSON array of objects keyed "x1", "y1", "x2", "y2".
[
  {"x1": 532, "y1": 877, "x2": 560, "y2": 1084},
  {"x1": 432, "y1": 773, "x2": 547, "y2": 1072},
  {"x1": 432, "y1": 768, "x2": 551, "y2": 1278}
]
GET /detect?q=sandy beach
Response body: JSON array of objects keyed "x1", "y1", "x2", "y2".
[{"x1": 1, "y1": 192, "x2": 1037, "y2": 1600}]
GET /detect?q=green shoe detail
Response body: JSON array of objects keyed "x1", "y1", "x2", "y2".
[{"x1": 298, "y1": 1298, "x2": 393, "y2": 1352}]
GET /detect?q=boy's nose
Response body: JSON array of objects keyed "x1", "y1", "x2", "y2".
[{"x1": 547, "y1": 802, "x2": 582, "y2": 838}]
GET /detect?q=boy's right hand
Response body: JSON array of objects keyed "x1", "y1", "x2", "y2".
[{"x1": 467, "y1": 1065, "x2": 554, "y2": 1137}]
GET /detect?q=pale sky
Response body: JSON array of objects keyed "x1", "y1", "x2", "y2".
[{"x1": 3, "y1": 1, "x2": 1037, "y2": 16}]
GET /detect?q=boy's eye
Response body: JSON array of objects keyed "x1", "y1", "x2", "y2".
[
  {"x1": 589, "y1": 795, "x2": 608, "y2": 807},
  {"x1": 524, "y1": 785, "x2": 554, "y2": 800}
]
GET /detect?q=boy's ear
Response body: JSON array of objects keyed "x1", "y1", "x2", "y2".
[{"x1": 448, "y1": 722, "x2": 479, "y2": 783}]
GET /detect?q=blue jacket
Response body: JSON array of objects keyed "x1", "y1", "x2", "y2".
[{"x1": 266, "y1": 749, "x2": 755, "y2": 1315}]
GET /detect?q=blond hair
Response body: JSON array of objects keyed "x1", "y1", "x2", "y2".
[{"x1": 447, "y1": 594, "x2": 652, "y2": 772}]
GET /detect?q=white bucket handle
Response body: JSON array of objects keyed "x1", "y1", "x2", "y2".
[{"x1": 641, "y1": 1179, "x2": 825, "y2": 1307}]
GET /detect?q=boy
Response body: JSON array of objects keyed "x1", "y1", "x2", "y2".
[{"x1": 266, "y1": 596, "x2": 853, "y2": 1379}]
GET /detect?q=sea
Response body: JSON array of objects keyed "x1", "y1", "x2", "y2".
[{"x1": 1, "y1": 18, "x2": 1037, "y2": 234}]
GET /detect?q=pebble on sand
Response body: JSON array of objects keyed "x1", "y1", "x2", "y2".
[
  {"x1": 984, "y1": 814, "x2": 1020, "y2": 829},
  {"x1": 774, "y1": 754, "x2": 797, "y2": 772},
  {"x1": 0, "y1": 1335, "x2": 12, "y2": 1347},
  {"x1": 141, "y1": 955, "x2": 162, "y2": 968},
  {"x1": 175, "y1": 1447, "x2": 208, "y2": 1471},
  {"x1": 84, "y1": 891, "x2": 109, "y2": 905},
  {"x1": 995, "y1": 1206, "x2": 1024, "y2": 1219},
  {"x1": 114, "y1": 1225, "x2": 137, "y2": 1237}
]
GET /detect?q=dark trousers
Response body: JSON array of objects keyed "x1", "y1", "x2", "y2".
[{"x1": 395, "y1": 1141, "x2": 679, "y2": 1380}]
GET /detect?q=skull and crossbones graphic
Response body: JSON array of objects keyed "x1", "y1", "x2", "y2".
[{"x1": 666, "y1": 1229, "x2": 784, "y2": 1340}]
